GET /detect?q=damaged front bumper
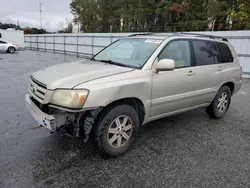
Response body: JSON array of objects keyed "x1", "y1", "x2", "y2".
[
  {"x1": 25, "y1": 94, "x2": 100, "y2": 140},
  {"x1": 25, "y1": 94, "x2": 57, "y2": 131}
]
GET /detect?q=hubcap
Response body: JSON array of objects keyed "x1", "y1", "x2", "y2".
[
  {"x1": 107, "y1": 115, "x2": 133, "y2": 148},
  {"x1": 217, "y1": 92, "x2": 228, "y2": 113}
]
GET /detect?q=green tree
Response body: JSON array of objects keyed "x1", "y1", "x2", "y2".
[
  {"x1": 70, "y1": 0, "x2": 250, "y2": 32},
  {"x1": 70, "y1": 0, "x2": 99, "y2": 32},
  {"x1": 0, "y1": 22, "x2": 20, "y2": 30},
  {"x1": 231, "y1": 0, "x2": 249, "y2": 30},
  {"x1": 207, "y1": 0, "x2": 230, "y2": 31},
  {"x1": 23, "y1": 27, "x2": 33, "y2": 34}
]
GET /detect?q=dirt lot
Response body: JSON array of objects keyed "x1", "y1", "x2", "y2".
[{"x1": 0, "y1": 50, "x2": 250, "y2": 188}]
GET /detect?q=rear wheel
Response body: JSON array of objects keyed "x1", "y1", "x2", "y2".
[
  {"x1": 93, "y1": 105, "x2": 139, "y2": 157},
  {"x1": 206, "y1": 86, "x2": 231, "y2": 119},
  {"x1": 7, "y1": 47, "x2": 16, "y2": 53}
]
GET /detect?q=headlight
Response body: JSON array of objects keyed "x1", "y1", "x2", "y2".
[{"x1": 50, "y1": 89, "x2": 89, "y2": 109}]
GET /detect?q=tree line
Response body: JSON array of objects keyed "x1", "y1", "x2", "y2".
[
  {"x1": 0, "y1": 22, "x2": 73, "y2": 34},
  {"x1": 70, "y1": 0, "x2": 250, "y2": 33},
  {"x1": 0, "y1": 22, "x2": 49, "y2": 34}
]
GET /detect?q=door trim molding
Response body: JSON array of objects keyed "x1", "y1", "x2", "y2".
[
  {"x1": 151, "y1": 88, "x2": 216, "y2": 107},
  {"x1": 148, "y1": 103, "x2": 209, "y2": 122}
]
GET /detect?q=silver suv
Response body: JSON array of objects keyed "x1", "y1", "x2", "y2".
[{"x1": 25, "y1": 33, "x2": 242, "y2": 157}]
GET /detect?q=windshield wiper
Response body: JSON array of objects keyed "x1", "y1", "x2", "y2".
[
  {"x1": 91, "y1": 58, "x2": 136, "y2": 68},
  {"x1": 99, "y1": 59, "x2": 133, "y2": 68}
]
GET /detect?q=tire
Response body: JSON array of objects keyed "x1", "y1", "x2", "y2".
[
  {"x1": 93, "y1": 105, "x2": 139, "y2": 157},
  {"x1": 206, "y1": 86, "x2": 231, "y2": 119},
  {"x1": 7, "y1": 47, "x2": 16, "y2": 53}
]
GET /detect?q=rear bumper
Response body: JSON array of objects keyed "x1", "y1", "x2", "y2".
[{"x1": 25, "y1": 94, "x2": 56, "y2": 132}]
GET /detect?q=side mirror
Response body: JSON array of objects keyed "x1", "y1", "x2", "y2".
[{"x1": 155, "y1": 59, "x2": 175, "y2": 72}]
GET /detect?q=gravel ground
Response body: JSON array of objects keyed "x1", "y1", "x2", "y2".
[{"x1": 0, "y1": 50, "x2": 250, "y2": 188}]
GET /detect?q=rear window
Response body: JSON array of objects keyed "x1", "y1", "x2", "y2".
[{"x1": 216, "y1": 42, "x2": 234, "y2": 63}]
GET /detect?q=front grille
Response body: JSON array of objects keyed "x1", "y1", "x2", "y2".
[{"x1": 29, "y1": 77, "x2": 47, "y2": 101}]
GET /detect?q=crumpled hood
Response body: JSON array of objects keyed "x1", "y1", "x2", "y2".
[{"x1": 32, "y1": 59, "x2": 134, "y2": 90}]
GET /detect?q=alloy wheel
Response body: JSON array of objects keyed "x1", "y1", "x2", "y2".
[{"x1": 107, "y1": 115, "x2": 133, "y2": 148}]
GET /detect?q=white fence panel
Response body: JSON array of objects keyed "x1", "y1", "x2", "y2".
[
  {"x1": 46, "y1": 43, "x2": 53, "y2": 50},
  {"x1": 78, "y1": 46, "x2": 92, "y2": 55},
  {"x1": 55, "y1": 44, "x2": 64, "y2": 51}
]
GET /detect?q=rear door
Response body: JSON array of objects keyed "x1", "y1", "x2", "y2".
[{"x1": 190, "y1": 40, "x2": 222, "y2": 106}]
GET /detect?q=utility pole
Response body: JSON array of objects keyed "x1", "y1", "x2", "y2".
[
  {"x1": 17, "y1": 19, "x2": 20, "y2": 29},
  {"x1": 39, "y1": 2, "x2": 43, "y2": 29}
]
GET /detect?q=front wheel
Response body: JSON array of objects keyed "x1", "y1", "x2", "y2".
[
  {"x1": 93, "y1": 105, "x2": 139, "y2": 157},
  {"x1": 206, "y1": 86, "x2": 231, "y2": 119}
]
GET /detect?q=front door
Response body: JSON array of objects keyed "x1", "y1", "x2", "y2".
[{"x1": 150, "y1": 40, "x2": 196, "y2": 118}]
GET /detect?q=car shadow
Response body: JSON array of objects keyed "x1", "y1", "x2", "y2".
[{"x1": 0, "y1": 51, "x2": 20, "y2": 54}]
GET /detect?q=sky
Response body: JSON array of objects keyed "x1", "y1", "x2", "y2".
[{"x1": 0, "y1": 0, "x2": 73, "y2": 31}]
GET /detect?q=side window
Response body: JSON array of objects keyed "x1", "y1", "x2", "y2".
[
  {"x1": 0, "y1": 40, "x2": 7, "y2": 44},
  {"x1": 0, "y1": 33, "x2": 2, "y2": 38},
  {"x1": 216, "y1": 42, "x2": 234, "y2": 63},
  {"x1": 159, "y1": 40, "x2": 191, "y2": 68},
  {"x1": 192, "y1": 40, "x2": 219, "y2": 66}
]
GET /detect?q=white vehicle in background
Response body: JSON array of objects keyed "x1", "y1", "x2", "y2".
[{"x1": 0, "y1": 39, "x2": 19, "y2": 53}]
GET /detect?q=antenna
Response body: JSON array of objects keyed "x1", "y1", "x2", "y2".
[{"x1": 39, "y1": 2, "x2": 43, "y2": 29}]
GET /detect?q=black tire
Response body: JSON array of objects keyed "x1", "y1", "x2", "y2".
[
  {"x1": 93, "y1": 105, "x2": 139, "y2": 157},
  {"x1": 206, "y1": 86, "x2": 231, "y2": 119},
  {"x1": 7, "y1": 47, "x2": 16, "y2": 53}
]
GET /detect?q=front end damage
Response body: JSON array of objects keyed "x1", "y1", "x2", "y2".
[{"x1": 25, "y1": 94, "x2": 100, "y2": 141}]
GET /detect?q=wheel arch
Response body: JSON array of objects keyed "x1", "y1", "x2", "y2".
[
  {"x1": 221, "y1": 82, "x2": 235, "y2": 94},
  {"x1": 98, "y1": 97, "x2": 145, "y2": 125}
]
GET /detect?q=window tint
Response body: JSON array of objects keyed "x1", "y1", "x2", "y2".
[
  {"x1": 0, "y1": 40, "x2": 7, "y2": 44},
  {"x1": 193, "y1": 40, "x2": 219, "y2": 66},
  {"x1": 217, "y1": 42, "x2": 234, "y2": 63},
  {"x1": 0, "y1": 33, "x2": 2, "y2": 38},
  {"x1": 159, "y1": 40, "x2": 191, "y2": 68}
]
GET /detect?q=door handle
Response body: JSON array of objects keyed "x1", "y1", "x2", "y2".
[
  {"x1": 217, "y1": 66, "x2": 223, "y2": 71},
  {"x1": 187, "y1": 71, "x2": 195, "y2": 76}
]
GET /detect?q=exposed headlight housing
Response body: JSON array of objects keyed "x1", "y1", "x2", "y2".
[{"x1": 50, "y1": 89, "x2": 89, "y2": 109}]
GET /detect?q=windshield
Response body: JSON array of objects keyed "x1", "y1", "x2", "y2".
[{"x1": 93, "y1": 38, "x2": 163, "y2": 68}]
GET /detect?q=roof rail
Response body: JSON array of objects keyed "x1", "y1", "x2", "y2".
[
  {"x1": 129, "y1": 32, "x2": 152, "y2": 37},
  {"x1": 180, "y1": 32, "x2": 228, "y2": 42}
]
